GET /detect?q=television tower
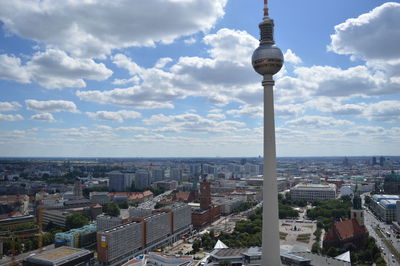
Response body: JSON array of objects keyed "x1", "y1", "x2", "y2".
[{"x1": 252, "y1": 0, "x2": 283, "y2": 265}]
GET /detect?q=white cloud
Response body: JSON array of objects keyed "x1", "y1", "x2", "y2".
[
  {"x1": 0, "y1": 54, "x2": 30, "y2": 83},
  {"x1": 306, "y1": 98, "x2": 366, "y2": 115},
  {"x1": 31, "y1": 113, "x2": 56, "y2": 122},
  {"x1": 25, "y1": 99, "x2": 79, "y2": 113},
  {"x1": 364, "y1": 100, "x2": 400, "y2": 122},
  {"x1": 203, "y1": 28, "x2": 258, "y2": 65},
  {"x1": 143, "y1": 113, "x2": 245, "y2": 134},
  {"x1": 27, "y1": 49, "x2": 112, "y2": 89},
  {"x1": 0, "y1": 101, "x2": 22, "y2": 112},
  {"x1": 284, "y1": 49, "x2": 302, "y2": 64},
  {"x1": 76, "y1": 86, "x2": 177, "y2": 110},
  {"x1": 112, "y1": 76, "x2": 140, "y2": 86},
  {"x1": 115, "y1": 126, "x2": 148, "y2": 132},
  {"x1": 0, "y1": 113, "x2": 24, "y2": 121},
  {"x1": 329, "y1": 3, "x2": 400, "y2": 61},
  {"x1": 285, "y1": 116, "x2": 353, "y2": 128},
  {"x1": 78, "y1": 28, "x2": 262, "y2": 109},
  {"x1": 154, "y1": 58, "x2": 173, "y2": 69},
  {"x1": 207, "y1": 113, "x2": 226, "y2": 120},
  {"x1": 0, "y1": 49, "x2": 112, "y2": 89},
  {"x1": 227, "y1": 105, "x2": 262, "y2": 118},
  {"x1": 0, "y1": 0, "x2": 227, "y2": 58},
  {"x1": 184, "y1": 37, "x2": 197, "y2": 45},
  {"x1": 329, "y1": 3, "x2": 400, "y2": 78},
  {"x1": 87, "y1": 110, "x2": 141, "y2": 123},
  {"x1": 227, "y1": 104, "x2": 304, "y2": 118}
]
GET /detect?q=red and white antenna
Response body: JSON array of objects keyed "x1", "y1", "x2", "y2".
[{"x1": 264, "y1": 0, "x2": 269, "y2": 16}]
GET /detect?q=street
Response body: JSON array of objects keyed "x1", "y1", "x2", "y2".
[{"x1": 362, "y1": 195, "x2": 399, "y2": 266}]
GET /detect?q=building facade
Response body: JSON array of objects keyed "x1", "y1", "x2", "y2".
[
  {"x1": 97, "y1": 221, "x2": 143, "y2": 265},
  {"x1": 290, "y1": 183, "x2": 336, "y2": 201}
]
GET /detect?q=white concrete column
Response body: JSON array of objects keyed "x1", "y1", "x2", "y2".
[{"x1": 262, "y1": 74, "x2": 281, "y2": 266}]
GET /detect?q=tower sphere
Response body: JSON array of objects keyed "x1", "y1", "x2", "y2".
[{"x1": 252, "y1": 43, "x2": 283, "y2": 76}]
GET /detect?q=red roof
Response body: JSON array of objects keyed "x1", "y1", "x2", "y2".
[
  {"x1": 108, "y1": 191, "x2": 153, "y2": 201},
  {"x1": 331, "y1": 219, "x2": 368, "y2": 240},
  {"x1": 175, "y1": 191, "x2": 191, "y2": 201}
]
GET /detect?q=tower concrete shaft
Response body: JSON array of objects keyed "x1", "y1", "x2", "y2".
[
  {"x1": 262, "y1": 77, "x2": 281, "y2": 265},
  {"x1": 251, "y1": 0, "x2": 283, "y2": 265}
]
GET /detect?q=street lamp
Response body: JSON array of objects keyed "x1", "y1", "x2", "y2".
[{"x1": 251, "y1": 0, "x2": 283, "y2": 265}]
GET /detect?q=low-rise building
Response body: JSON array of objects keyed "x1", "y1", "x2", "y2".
[
  {"x1": 55, "y1": 223, "x2": 97, "y2": 249},
  {"x1": 23, "y1": 246, "x2": 94, "y2": 266},
  {"x1": 370, "y1": 194, "x2": 400, "y2": 223}
]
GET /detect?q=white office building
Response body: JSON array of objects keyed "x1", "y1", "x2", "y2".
[{"x1": 290, "y1": 183, "x2": 336, "y2": 201}]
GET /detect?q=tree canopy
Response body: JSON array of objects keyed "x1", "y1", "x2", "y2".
[
  {"x1": 103, "y1": 202, "x2": 120, "y2": 217},
  {"x1": 66, "y1": 212, "x2": 89, "y2": 230}
]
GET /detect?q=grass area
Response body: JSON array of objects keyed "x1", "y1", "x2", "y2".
[
  {"x1": 296, "y1": 233, "x2": 311, "y2": 243},
  {"x1": 280, "y1": 232, "x2": 288, "y2": 240}
]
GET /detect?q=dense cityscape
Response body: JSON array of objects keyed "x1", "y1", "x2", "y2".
[
  {"x1": 0, "y1": 156, "x2": 399, "y2": 265},
  {"x1": 1, "y1": 0, "x2": 400, "y2": 265}
]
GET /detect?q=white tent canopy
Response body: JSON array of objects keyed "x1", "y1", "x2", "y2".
[
  {"x1": 335, "y1": 251, "x2": 351, "y2": 263},
  {"x1": 214, "y1": 239, "x2": 228, "y2": 249}
]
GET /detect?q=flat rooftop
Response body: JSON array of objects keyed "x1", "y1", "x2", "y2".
[{"x1": 26, "y1": 246, "x2": 92, "y2": 264}]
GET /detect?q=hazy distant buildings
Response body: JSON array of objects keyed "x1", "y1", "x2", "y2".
[
  {"x1": 383, "y1": 171, "x2": 400, "y2": 194},
  {"x1": 290, "y1": 183, "x2": 336, "y2": 201},
  {"x1": 108, "y1": 172, "x2": 134, "y2": 192}
]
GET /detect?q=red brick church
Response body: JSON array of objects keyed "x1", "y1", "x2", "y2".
[{"x1": 323, "y1": 193, "x2": 368, "y2": 250}]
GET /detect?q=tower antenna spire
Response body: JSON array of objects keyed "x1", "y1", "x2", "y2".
[{"x1": 264, "y1": 0, "x2": 269, "y2": 17}]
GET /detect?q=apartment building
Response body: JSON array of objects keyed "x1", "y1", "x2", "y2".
[{"x1": 97, "y1": 221, "x2": 143, "y2": 265}]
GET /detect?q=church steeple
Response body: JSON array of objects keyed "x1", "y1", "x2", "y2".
[
  {"x1": 351, "y1": 181, "x2": 364, "y2": 225},
  {"x1": 352, "y1": 182, "x2": 362, "y2": 210}
]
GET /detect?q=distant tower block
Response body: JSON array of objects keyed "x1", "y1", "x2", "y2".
[
  {"x1": 200, "y1": 181, "x2": 211, "y2": 210},
  {"x1": 74, "y1": 178, "x2": 83, "y2": 198},
  {"x1": 252, "y1": 0, "x2": 284, "y2": 265}
]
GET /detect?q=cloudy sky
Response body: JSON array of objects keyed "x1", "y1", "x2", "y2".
[{"x1": 0, "y1": 0, "x2": 399, "y2": 157}]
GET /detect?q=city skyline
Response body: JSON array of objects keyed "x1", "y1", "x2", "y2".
[{"x1": 0, "y1": 0, "x2": 399, "y2": 157}]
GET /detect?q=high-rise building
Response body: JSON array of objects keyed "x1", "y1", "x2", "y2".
[
  {"x1": 144, "y1": 211, "x2": 172, "y2": 246},
  {"x1": 169, "y1": 167, "x2": 182, "y2": 181},
  {"x1": 73, "y1": 178, "x2": 83, "y2": 198},
  {"x1": 151, "y1": 168, "x2": 165, "y2": 182},
  {"x1": 108, "y1": 171, "x2": 134, "y2": 192},
  {"x1": 134, "y1": 169, "x2": 151, "y2": 188}
]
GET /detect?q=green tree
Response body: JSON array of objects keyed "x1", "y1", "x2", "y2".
[
  {"x1": 118, "y1": 200, "x2": 129, "y2": 209},
  {"x1": 311, "y1": 242, "x2": 321, "y2": 254},
  {"x1": 192, "y1": 239, "x2": 201, "y2": 253},
  {"x1": 103, "y1": 202, "x2": 120, "y2": 217},
  {"x1": 66, "y1": 213, "x2": 89, "y2": 230},
  {"x1": 364, "y1": 195, "x2": 372, "y2": 206}
]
